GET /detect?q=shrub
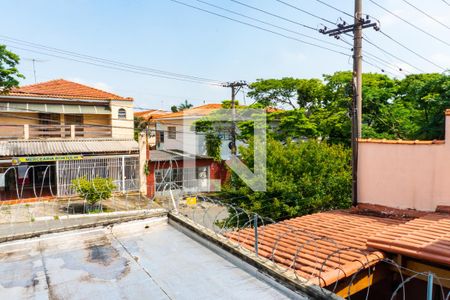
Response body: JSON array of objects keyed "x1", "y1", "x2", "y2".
[
  {"x1": 222, "y1": 138, "x2": 352, "y2": 222},
  {"x1": 71, "y1": 177, "x2": 116, "y2": 206}
]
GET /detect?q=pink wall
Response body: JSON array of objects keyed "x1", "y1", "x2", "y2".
[{"x1": 358, "y1": 111, "x2": 450, "y2": 212}]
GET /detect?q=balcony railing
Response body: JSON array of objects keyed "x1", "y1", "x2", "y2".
[{"x1": 0, "y1": 124, "x2": 112, "y2": 140}]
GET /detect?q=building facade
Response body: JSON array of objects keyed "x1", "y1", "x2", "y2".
[
  {"x1": 0, "y1": 79, "x2": 144, "y2": 202},
  {"x1": 137, "y1": 104, "x2": 232, "y2": 198}
]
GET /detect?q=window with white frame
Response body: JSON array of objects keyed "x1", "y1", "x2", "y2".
[
  {"x1": 118, "y1": 108, "x2": 127, "y2": 119},
  {"x1": 168, "y1": 126, "x2": 176, "y2": 139}
]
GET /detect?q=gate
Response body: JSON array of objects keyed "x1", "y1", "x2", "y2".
[{"x1": 56, "y1": 155, "x2": 139, "y2": 197}]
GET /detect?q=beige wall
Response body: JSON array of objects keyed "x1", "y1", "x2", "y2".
[
  {"x1": 0, "y1": 113, "x2": 39, "y2": 138},
  {"x1": 0, "y1": 113, "x2": 40, "y2": 125},
  {"x1": 110, "y1": 100, "x2": 134, "y2": 139},
  {"x1": 358, "y1": 113, "x2": 450, "y2": 211}
]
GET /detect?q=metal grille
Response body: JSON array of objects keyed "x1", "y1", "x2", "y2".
[{"x1": 57, "y1": 155, "x2": 139, "y2": 196}]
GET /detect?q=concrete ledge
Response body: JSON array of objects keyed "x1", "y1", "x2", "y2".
[
  {"x1": 0, "y1": 209, "x2": 167, "y2": 243},
  {"x1": 168, "y1": 212, "x2": 340, "y2": 300}
]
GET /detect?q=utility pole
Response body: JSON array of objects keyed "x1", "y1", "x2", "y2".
[
  {"x1": 320, "y1": 1, "x2": 379, "y2": 206},
  {"x1": 223, "y1": 81, "x2": 247, "y2": 156}
]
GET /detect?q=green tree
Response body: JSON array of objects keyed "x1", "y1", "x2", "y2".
[
  {"x1": 178, "y1": 100, "x2": 193, "y2": 111},
  {"x1": 134, "y1": 116, "x2": 148, "y2": 141},
  {"x1": 222, "y1": 139, "x2": 352, "y2": 221},
  {"x1": 395, "y1": 73, "x2": 450, "y2": 139},
  {"x1": 247, "y1": 77, "x2": 324, "y2": 110},
  {"x1": 0, "y1": 45, "x2": 24, "y2": 93}
]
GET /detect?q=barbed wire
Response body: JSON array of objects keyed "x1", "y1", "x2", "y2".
[{"x1": 0, "y1": 163, "x2": 449, "y2": 299}]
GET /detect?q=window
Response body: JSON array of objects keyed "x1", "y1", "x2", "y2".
[
  {"x1": 168, "y1": 126, "x2": 176, "y2": 139},
  {"x1": 158, "y1": 131, "x2": 165, "y2": 144},
  {"x1": 118, "y1": 108, "x2": 127, "y2": 119}
]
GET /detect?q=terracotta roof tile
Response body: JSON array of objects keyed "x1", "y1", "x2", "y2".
[
  {"x1": 7, "y1": 79, "x2": 132, "y2": 101},
  {"x1": 226, "y1": 210, "x2": 406, "y2": 287},
  {"x1": 152, "y1": 104, "x2": 223, "y2": 120},
  {"x1": 367, "y1": 213, "x2": 450, "y2": 267},
  {"x1": 152, "y1": 104, "x2": 281, "y2": 120},
  {"x1": 134, "y1": 109, "x2": 170, "y2": 120}
]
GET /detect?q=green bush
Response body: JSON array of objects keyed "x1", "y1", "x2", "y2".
[
  {"x1": 222, "y1": 138, "x2": 352, "y2": 222},
  {"x1": 71, "y1": 177, "x2": 116, "y2": 206}
]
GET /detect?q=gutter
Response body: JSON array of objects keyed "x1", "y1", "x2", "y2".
[{"x1": 0, "y1": 95, "x2": 111, "y2": 104}]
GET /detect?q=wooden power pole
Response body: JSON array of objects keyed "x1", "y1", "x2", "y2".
[
  {"x1": 320, "y1": 0, "x2": 379, "y2": 206},
  {"x1": 223, "y1": 81, "x2": 247, "y2": 156}
]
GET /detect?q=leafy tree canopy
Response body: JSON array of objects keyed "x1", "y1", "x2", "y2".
[
  {"x1": 0, "y1": 45, "x2": 24, "y2": 93},
  {"x1": 221, "y1": 138, "x2": 352, "y2": 222}
]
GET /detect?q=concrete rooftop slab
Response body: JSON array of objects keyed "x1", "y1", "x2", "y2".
[{"x1": 0, "y1": 217, "x2": 302, "y2": 299}]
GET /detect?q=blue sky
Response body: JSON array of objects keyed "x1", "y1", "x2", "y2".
[{"x1": 1, "y1": 0, "x2": 449, "y2": 110}]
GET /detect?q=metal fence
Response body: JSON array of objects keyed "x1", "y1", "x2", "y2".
[{"x1": 57, "y1": 155, "x2": 140, "y2": 196}]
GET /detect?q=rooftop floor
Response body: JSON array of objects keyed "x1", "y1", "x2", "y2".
[{"x1": 0, "y1": 217, "x2": 300, "y2": 299}]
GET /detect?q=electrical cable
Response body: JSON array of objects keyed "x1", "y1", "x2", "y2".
[
  {"x1": 369, "y1": 0, "x2": 450, "y2": 47},
  {"x1": 401, "y1": 0, "x2": 450, "y2": 30},
  {"x1": 362, "y1": 36, "x2": 426, "y2": 73},
  {"x1": 195, "y1": 0, "x2": 349, "y2": 50},
  {"x1": 4, "y1": 43, "x2": 223, "y2": 86},
  {"x1": 166, "y1": 0, "x2": 351, "y2": 57},
  {"x1": 314, "y1": 0, "x2": 354, "y2": 19},
  {"x1": 379, "y1": 31, "x2": 447, "y2": 71},
  {"x1": 0, "y1": 35, "x2": 223, "y2": 85},
  {"x1": 229, "y1": 0, "x2": 317, "y2": 31},
  {"x1": 274, "y1": 0, "x2": 337, "y2": 25}
]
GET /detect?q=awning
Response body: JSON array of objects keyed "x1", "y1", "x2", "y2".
[
  {"x1": 1, "y1": 102, "x2": 111, "y2": 114},
  {"x1": 0, "y1": 139, "x2": 139, "y2": 157}
]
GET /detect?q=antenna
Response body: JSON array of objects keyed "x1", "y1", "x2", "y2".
[{"x1": 23, "y1": 58, "x2": 48, "y2": 83}]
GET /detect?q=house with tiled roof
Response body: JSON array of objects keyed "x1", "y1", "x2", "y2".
[
  {"x1": 223, "y1": 109, "x2": 450, "y2": 298},
  {"x1": 0, "y1": 79, "x2": 145, "y2": 202},
  {"x1": 142, "y1": 104, "x2": 229, "y2": 197}
]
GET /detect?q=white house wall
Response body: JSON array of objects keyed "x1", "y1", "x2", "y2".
[{"x1": 110, "y1": 100, "x2": 134, "y2": 139}]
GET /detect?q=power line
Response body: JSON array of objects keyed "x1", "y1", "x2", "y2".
[
  {"x1": 314, "y1": 0, "x2": 354, "y2": 19},
  {"x1": 439, "y1": 0, "x2": 450, "y2": 7},
  {"x1": 362, "y1": 36, "x2": 425, "y2": 73},
  {"x1": 368, "y1": 0, "x2": 450, "y2": 47},
  {"x1": 0, "y1": 35, "x2": 223, "y2": 85},
  {"x1": 4, "y1": 43, "x2": 223, "y2": 86},
  {"x1": 230, "y1": 0, "x2": 416, "y2": 76},
  {"x1": 401, "y1": 0, "x2": 450, "y2": 30},
  {"x1": 362, "y1": 58, "x2": 397, "y2": 77},
  {"x1": 195, "y1": 0, "x2": 349, "y2": 50},
  {"x1": 379, "y1": 30, "x2": 447, "y2": 71},
  {"x1": 167, "y1": 0, "x2": 351, "y2": 57},
  {"x1": 229, "y1": 0, "x2": 317, "y2": 31},
  {"x1": 274, "y1": 0, "x2": 336, "y2": 25},
  {"x1": 339, "y1": 36, "x2": 407, "y2": 75}
]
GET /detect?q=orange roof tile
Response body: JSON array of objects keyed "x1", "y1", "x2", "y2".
[
  {"x1": 7, "y1": 79, "x2": 132, "y2": 101},
  {"x1": 358, "y1": 138, "x2": 445, "y2": 145},
  {"x1": 367, "y1": 213, "x2": 450, "y2": 267},
  {"x1": 134, "y1": 109, "x2": 170, "y2": 120},
  {"x1": 226, "y1": 210, "x2": 406, "y2": 287},
  {"x1": 152, "y1": 103, "x2": 223, "y2": 120}
]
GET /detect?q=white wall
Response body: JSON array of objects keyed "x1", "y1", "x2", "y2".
[
  {"x1": 110, "y1": 100, "x2": 134, "y2": 139},
  {"x1": 157, "y1": 118, "x2": 238, "y2": 159}
]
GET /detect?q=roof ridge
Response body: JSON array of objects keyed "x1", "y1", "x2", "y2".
[{"x1": 11, "y1": 79, "x2": 133, "y2": 101}]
